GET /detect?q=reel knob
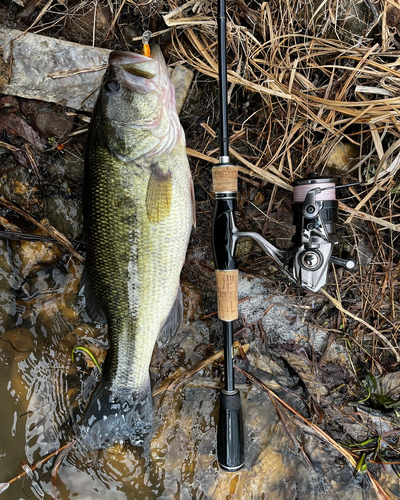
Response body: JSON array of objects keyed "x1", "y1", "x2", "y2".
[{"x1": 330, "y1": 252, "x2": 357, "y2": 271}]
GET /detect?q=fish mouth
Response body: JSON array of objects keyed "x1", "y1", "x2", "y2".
[
  {"x1": 109, "y1": 50, "x2": 156, "y2": 79},
  {"x1": 108, "y1": 47, "x2": 162, "y2": 92}
]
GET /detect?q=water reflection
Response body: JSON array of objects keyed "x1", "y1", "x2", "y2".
[{"x1": 0, "y1": 241, "x2": 398, "y2": 499}]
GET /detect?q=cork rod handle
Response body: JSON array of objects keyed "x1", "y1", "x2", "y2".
[
  {"x1": 212, "y1": 165, "x2": 238, "y2": 193},
  {"x1": 215, "y1": 269, "x2": 238, "y2": 321}
]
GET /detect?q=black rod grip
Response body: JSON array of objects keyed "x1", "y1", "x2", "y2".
[{"x1": 217, "y1": 389, "x2": 245, "y2": 471}]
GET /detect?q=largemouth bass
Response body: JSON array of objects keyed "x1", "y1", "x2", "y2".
[{"x1": 80, "y1": 45, "x2": 194, "y2": 448}]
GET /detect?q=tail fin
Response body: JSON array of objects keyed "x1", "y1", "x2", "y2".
[{"x1": 78, "y1": 380, "x2": 153, "y2": 449}]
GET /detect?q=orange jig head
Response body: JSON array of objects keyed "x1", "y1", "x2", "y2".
[{"x1": 142, "y1": 30, "x2": 152, "y2": 57}]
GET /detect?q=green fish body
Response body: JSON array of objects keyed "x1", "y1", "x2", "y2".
[{"x1": 81, "y1": 45, "x2": 194, "y2": 447}]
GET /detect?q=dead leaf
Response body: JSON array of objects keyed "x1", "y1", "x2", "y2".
[
  {"x1": 275, "y1": 348, "x2": 330, "y2": 404},
  {"x1": 376, "y1": 372, "x2": 400, "y2": 399},
  {"x1": 0, "y1": 111, "x2": 44, "y2": 151}
]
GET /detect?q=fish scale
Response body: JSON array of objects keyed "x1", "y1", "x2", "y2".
[{"x1": 80, "y1": 45, "x2": 194, "y2": 447}]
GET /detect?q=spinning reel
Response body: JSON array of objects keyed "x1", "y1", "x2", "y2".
[{"x1": 213, "y1": 174, "x2": 356, "y2": 295}]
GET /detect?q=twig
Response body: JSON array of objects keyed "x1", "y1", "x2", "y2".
[
  {"x1": 0, "y1": 441, "x2": 75, "y2": 493},
  {"x1": 153, "y1": 342, "x2": 249, "y2": 396},
  {"x1": 47, "y1": 64, "x2": 107, "y2": 79}
]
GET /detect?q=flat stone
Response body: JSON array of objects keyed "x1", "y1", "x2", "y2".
[
  {"x1": 45, "y1": 194, "x2": 83, "y2": 240},
  {"x1": 0, "y1": 27, "x2": 110, "y2": 111}
]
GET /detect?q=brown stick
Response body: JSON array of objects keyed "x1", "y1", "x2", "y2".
[
  {"x1": 153, "y1": 341, "x2": 249, "y2": 396},
  {"x1": 1, "y1": 441, "x2": 75, "y2": 491}
]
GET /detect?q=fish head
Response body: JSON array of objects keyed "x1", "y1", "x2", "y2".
[{"x1": 96, "y1": 45, "x2": 180, "y2": 159}]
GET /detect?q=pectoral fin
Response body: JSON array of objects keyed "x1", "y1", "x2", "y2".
[{"x1": 146, "y1": 164, "x2": 172, "y2": 223}]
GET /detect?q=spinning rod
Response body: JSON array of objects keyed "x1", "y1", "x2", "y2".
[
  {"x1": 212, "y1": 0, "x2": 358, "y2": 472},
  {"x1": 211, "y1": 0, "x2": 244, "y2": 472},
  {"x1": 212, "y1": 0, "x2": 244, "y2": 473}
]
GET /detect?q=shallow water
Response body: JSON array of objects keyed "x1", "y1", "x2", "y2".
[{"x1": 0, "y1": 239, "x2": 398, "y2": 499}]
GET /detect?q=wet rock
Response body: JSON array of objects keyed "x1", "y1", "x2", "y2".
[
  {"x1": 57, "y1": 152, "x2": 84, "y2": 185},
  {"x1": 45, "y1": 194, "x2": 83, "y2": 240},
  {"x1": 62, "y1": 2, "x2": 112, "y2": 45},
  {"x1": 0, "y1": 166, "x2": 43, "y2": 216},
  {"x1": 319, "y1": 363, "x2": 351, "y2": 390},
  {"x1": 20, "y1": 100, "x2": 74, "y2": 139},
  {"x1": 0, "y1": 240, "x2": 16, "y2": 331},
  {"x1": 69, "y1": 324, "x2": 104, "y2": 342},
  {"x1": 14, "y1": 240, "x2": 61, "y2": 279},
  {"x1": 325, "y1": 142, "x2": 359, "y2": 175},
  {"x1": 61, "y1": 307, "x2": 80, "y2": 324},
  {"x1": 62, "y1": 259, "x2": 83, "y2": 307},
  {"x1": 1, "y1": 328, "x2": 35, "y2": 361}
]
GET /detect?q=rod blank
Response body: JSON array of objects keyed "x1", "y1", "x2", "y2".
[{"x1": 217, "y1": 0, "x2": 229, "y2": 160}]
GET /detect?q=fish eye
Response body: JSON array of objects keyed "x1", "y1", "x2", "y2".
[{"x1": 104, "y1": 80, "x2": 121, "y2": 93}]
